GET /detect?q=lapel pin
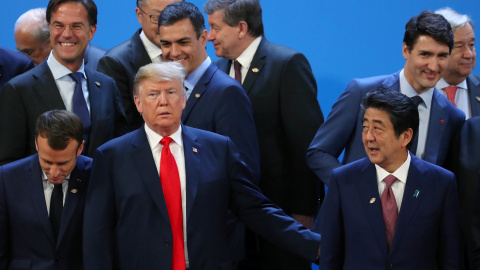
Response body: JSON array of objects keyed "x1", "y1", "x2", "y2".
[
  {"x1": 476, "y1": 96, "x2": 480, "y2": 102},
  {"x1": 413, "y1": 190, "x2": 420, "y2": 198},
  {"x1": 195, "y1": 93, "x2": 200, "y2": 98},
  {"x1": 71, "y1": 189, "x2": 78, "y2": 194},
  {"x1": 77, "y1": 178, "x2": 82, "y2": 182},
  {"x1": 440, "y1": 120, "x2": 444, "y2": 124},
  {"x1": 252, "y1": 68, "x2": 259, "y2": 73},
  {"x1": 95, "y1": 82, "x2": 101, "y2": 87},
  {"x1": 370, "y1": 198, "x2": 376, "y2": 204},
  {"x1": 192, "y1": 147, "x2": 198, "y2": 153}
]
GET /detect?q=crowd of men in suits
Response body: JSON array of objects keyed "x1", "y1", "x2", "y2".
[{"x1": 0, "y1": 0, "x2": 479, "y2": 269}]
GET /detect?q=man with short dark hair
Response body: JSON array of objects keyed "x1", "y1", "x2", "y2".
[
  {"x1": 307, "y1": 10, "x2": 465, "y2": 186},
  {"x1": 318, "y1": 89, "x2": 462, "y2": 269},
  {"x1": 97, "y1": 0, "x2": 183, "y2": 131},
  {"x1": 0, "y1": 0, "x2": 127, "y2": 165},
  {"x1": 0, "y1": 110, "x2": 92, "y2": 270},
  {"x1": 83, "y1": 62, "x2": 321, "y2": 270},
  {"x1": 204, "y1": 1, "x2": 324, "y2": 268}
]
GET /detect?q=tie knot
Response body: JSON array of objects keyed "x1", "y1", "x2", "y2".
[
  {"x1": 445, "y1": 85, "x2": 458, "y2": 92},
  {"x1": 160, "y1": 137, "x2": 173, "y2": 146},
  {"x1": 411, "y1": 95, "x2": 423, "y2": 107},
  {"x1": 383, "y1": 175, "x2": 397, "y2": 188},
  {"x1": 69, "y1": 72, "x2": 83, "y2": 84}
]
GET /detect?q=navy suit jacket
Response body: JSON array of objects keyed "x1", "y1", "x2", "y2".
[
  {"x1": 467, "y1": 73, "x2": 480, "y2": 117},
  {"x1": 0, "y1": 47, "x2": 33, "y2": 89},
  {"x1": 97, "y1": 29, "x2": 151, "y2": 131},
  {"x1": 0, "y1": 154, "x2": 92, "y2": 270},
  {"x1": 306, "y1": 71, "x2": 466, "y2": 186},
  {"x1": 84, "y1": 43, "x2": 106, "y2": 70},
  {"x1": 83, "y1": 125, "x2": 320, "y2": 270},
  {"x1": 0, "y1": 61, "x2": 127, "y2": 165},
  {"x1": 182, "y1": 62, "x2": 260, "y2": 182},
  {"x1": 216, "y1": 37, "x2": 324, "y2": 216},
  {"x1": 318, "y1": 155, "x2": 462, "y2": 270}
]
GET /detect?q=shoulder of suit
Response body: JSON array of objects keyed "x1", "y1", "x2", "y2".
[{"x1": 0, "y1": 154, "x2": 36, "y2": 172}]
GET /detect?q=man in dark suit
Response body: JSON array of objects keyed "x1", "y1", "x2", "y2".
[
  {"x1": 307, "y1": 10, "x2": 465, "y2": 187},
  {"x1": 158, "y1": 2, "x2": 260, "y2": 265},
  {"x1": 435, "y1": 8, "x2": 479, "y2": 119},
  {"x1": 204, "y1": 1, "x2": 324, "y2": 268},
  {"x1": 0, "y1": 0, "x2": 127, "y2": 165},
  {"x1": 15, "y1": 7, "x2": 105, "y2": 68},
  {"x1": 0, "y1": 110, "x2": 92, "y2": 270},
  {"x1": 97, "y1": 0, "x2": 182, "y2": 131},
  {"x1": 83, "y1": 62, "x2": 320, "y2": 270},
  {"x1": 318, "y1": 89, "x2": 462, "y2": 270},
  {"x1": 0, "y1": 47, "x2": 33, "y2": 88}
]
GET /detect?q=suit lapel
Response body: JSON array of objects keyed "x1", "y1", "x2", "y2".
[
  {"x1": 356, "y1": 159, "x2": 389, "y2": 255},
  {"x1": 181, "y1": 64, "x2": 217, "y2": 123},
  {"x1": 33, "y1": 62, "x2": 66, "y2": 110},
  {"x1": 242, "y1": 38, "x2": 267, "y2": 95},
  {"x1": 131, "y1": 128, "x2": 170, "y2": 222},
  {"x1": 390, "y1": 155, "x2": 427, "y2": 253},
  {"x1": 131, "y1": 29, "x2": 152, "y2": 70},
  {"x1": 57, "y1": 157, "x2": 88, "y2": 247},
  {"x1": 28, "y1": 154, "x2": 56, "y2": 245},
  {"x1": 181, "y1": 125, "x2": 201, "y2": 221},
  {"x1": 423, "y1": 90, "x2": 448, "y2": 164},
  {"x1": 381, "y1": 71, "x2": 401, "y2": 92},
  {"x1": 467, "y1": 75, "x2": 480, "y2": 116}
]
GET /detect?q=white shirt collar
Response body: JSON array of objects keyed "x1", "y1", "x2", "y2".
[
  {"x1": 375, "y1": 152, "x2": 411, "y2": 185},
  {"x1": 235, "y1": 36, "x2": 262, "y2": 70},
  {"x1": 140, "y1": 30, "x2": 163, "y2": 62},
  {"x1": 47, "y1": 50, "x2": 86, "y2": 80},
  {"x1": 436, "y1": 77, "x2": 468, "y2": 90},
  {"x1": 144, "y1": 123, "x2": 183, "y2": 151}
]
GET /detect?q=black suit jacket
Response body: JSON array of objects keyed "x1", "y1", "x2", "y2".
[
  {"x1": 97, "y1": 29, "x2": 151, "y2": 131},
  {"x1": 467, "y1": 73, "x2": 480, "y2": 117},
  {"x1": 0, "y1": 47, "x2": 33, "y2": 89},
  {"x1": 0, "y1": 61, "x2": 127, "y2": 165},
  {"x1": 84, "y1": 43, "x2": 106, "y2": 70},
  {"x1": 0, "y1": 154, "x2": 92, "y2": 270},
  {"x1": 216, "y1": 37, "x2": 324, "y2": 215}
]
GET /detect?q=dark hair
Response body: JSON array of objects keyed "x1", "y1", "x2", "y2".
[
  {"x1": 35, "y1": 110, "x2": 84, "y2": 150},
  {"x1": 204, "y1": 0, "x2": 264, "y2": 37},
  {"x1": 361, "y1": 88, "x2": 419, "y2": 149},
  {"x1": 46, "y1": 0, "x2": 97, "y2": 26},
  {"x1": 158, "y1": 2, "x2": 205, "y2": 38},
  {"x1": 404, "y1": 10, "x2": 454, "y2": 53}
]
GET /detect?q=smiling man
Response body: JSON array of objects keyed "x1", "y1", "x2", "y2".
[
  {"x1": 0, "y1": 110, "x2": 92, "y2": 270},
  {"x1": 0, "y1": 0, "x2": 127, "y2": 165},
  {"x1": 307, "y1": 10, "x2": 465, "y2": 187},
  {"x1": 318, "y1": 88, "x2": 462, "y2": 270}
]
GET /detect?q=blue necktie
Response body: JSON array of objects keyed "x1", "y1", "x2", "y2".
[{"x1": 69, "y1": 72, "x2": 91, "y2": 145}]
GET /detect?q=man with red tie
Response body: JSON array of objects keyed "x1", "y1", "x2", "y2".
[
  {"x1": 318, "y1": 89, "x2": 462, "y2": 269},
  {"x1": 83, "y1": 62, "x2": 320, "y2": 270}
]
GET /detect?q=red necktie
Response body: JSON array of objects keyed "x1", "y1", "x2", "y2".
[
  {"x1": 444, "y1": 86, "x2": 458, "y2": 107},
  {"x1": 234, "y1": 60, "x2": 242, "y2": 85},
  {"x1": 160, "y1": 137, "x2": 185, "y2": 270},
  {"x1": 381, "y1": 174, "x2": 398, "y2": 247}
]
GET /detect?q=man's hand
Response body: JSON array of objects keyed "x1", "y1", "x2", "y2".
[{"x1": 291, "y1": 214, "x2": 315, "y2": 229}]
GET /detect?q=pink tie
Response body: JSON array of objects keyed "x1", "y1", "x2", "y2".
[
  {"x1": 234, "y1": 60, "x2": 242, "y2": 85},
  {"x1": 444, "y1": 86, "x2": 458, "y2": 107},
  {"x1": 160, "y1": 137, "x2": 185, "y2": 270},
  {"x1": 381, "y1": 174, "x2": 398, "y2": 247}
]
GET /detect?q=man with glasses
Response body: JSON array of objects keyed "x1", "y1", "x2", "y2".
[
  {"x1": 0, "y1": 0, "x2": 127, "y2": 165},
  {"x1": 97, "y1": 0, "x2": 183, "y2": 131}
]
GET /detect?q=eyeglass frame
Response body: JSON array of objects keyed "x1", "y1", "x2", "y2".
[
  {"x1": 137, "y1": 6, "x2": 160, "y2": 24},
  {"x1": 48, "y1": 22, "x2": 91, "y2": 33}
]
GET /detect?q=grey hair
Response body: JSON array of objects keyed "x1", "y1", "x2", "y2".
[
  {"x1": 133, "y1": 62, "x2": 187, "y2": 97},
  {"x1": 15, "y1": 8, "x2": 50, "y2": 42},
  {"x1": 435, "y1": 7, "x2": 474, "y2": 31}
]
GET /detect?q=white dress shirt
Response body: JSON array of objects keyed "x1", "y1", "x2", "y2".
[
  {"x1": 229, "y1": 36, "x2": 262, "y2": 84},
  {"x1": 375, "y1": 152, "x2": 411, "y2": 212},
  {"x1": 47, "y1": 51, "x2": 90, "y2": 113},
  {"x1": 140, "y1": 31, "x2": 163, "y2": 63},
  {"x1": 144, "y1": 124, "x2": 189, "y2": 267},
  {"x1": 42, "y1": 172, "x2": 69, "y2": 215},
  {"x1": 436, "y1": 77, "x2": 471, "y2": 119}
]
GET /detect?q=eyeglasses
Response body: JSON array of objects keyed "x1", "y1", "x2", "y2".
[
  {"x1": 138, "y1": 6, "x2": 160, "y2": 24},
  {"x1": 50, "y1": 22, "x2": 88, "y2": 33}
]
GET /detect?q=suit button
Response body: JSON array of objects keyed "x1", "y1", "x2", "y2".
[
  {"x1": 164, "y1": 240, "x2": 170, "y2": 246},
  {"x1": 388, "y1": 264, "x2": 393, "y2": 269}
]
